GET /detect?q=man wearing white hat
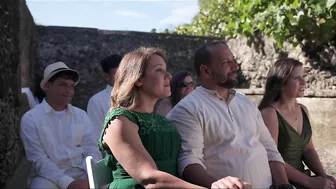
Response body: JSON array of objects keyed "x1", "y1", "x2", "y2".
[{"x1": 20, "y1": 62, "x2": 102, "y2": 189}]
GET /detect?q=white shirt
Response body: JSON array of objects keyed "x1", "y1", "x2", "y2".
[
  {"x1": 166, "y1": 86, "x2": 284, "y2": 188},
  {"x1": 20, "y1": 99, "x2": 102, "y2": 189},
  {"x1": 21, "y1": 87, "x2": 40, "y2": 109},
  {"x1": 87, "y1": 85, "x2": 112, "y2": 140},
  {"x1": 55, "y1": 109, "x2": 66, "y2": 118}
]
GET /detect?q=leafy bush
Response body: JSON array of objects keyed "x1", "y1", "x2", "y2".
[{"x1": 174, "y1": 0, "x2": 336, "y2": 48}]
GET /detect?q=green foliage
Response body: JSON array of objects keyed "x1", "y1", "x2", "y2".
[
  {"x1": 163, "y1": 28, "x2": 170, "y2": 33},
  {"x1": 150, "y1": 28, "x2": 157, "y2": 33},
  {"x1": 175, "y1": 0, "x2": 336, "y2": 48},
  {"x1": 198, "y1": 0, "x2": 217, "y2": 9}
]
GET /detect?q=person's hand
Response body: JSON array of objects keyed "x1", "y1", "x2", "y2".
[
  {"x1": 211, "y1": 176, "x2": 252, "y2": 189},
  {"x1": 67, "y1": 179, "x2": 89, "y2": 189},
  {"x1": 307, "y1": 176, "x2": 335, "y2": 189},
  {"x1": 327, "y1": 175, "x2": 336, "y2": 185}
]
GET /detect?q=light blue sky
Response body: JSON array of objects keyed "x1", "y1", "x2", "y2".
[{"x1": 26, "y1": 0, "x2": 200, "y2": 32}]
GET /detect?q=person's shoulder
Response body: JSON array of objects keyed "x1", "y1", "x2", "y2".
[
  {"x1": 69, "y1": 104, "x2": 87, "y2": 116},
  {"x1": 260, "y1": 106, "x2": 277, "y2": 117},
  {"x1": 235, "y1": 92, "x2": 254, "y2": 105},
  {"x1": 21, "y1": 109, "x2": 34, "y2": 121},
  {"x1": 236, "y1": 91, "x2": 246, "y2": 96},
  {"x1": 174, "y1": 91, "x2": 198, "y2": 110},
  {"x1": 234, "y1": 92, "x2": 264, "y2": 116},
  {"x1": 22, "y1": 103, "x2": 43, "y2": 118},
  {"x1": 158, "y1": 98, "x2": 171, "y2": 106},
  {"x1": 104, "y1": 108, "x2": 144, "y2": 128},
  {"x1": 21, "y1": 104, "x2": 45, "y2": 128},
  {"x1": 89, "y1": 89, "x2": 106, "y2": 102},
  {"x1": 167, "y1": 90, "x2": 202, "y2": 119},
  {"x1": 298, "y1": 103, "x2": 309, "y2": 116},
  {"x1": 259, "y1": 105, "x2": 279, "y2": 129},
  {"x1": 181, "y1": 87, "x2": 204, "y2": 103}
]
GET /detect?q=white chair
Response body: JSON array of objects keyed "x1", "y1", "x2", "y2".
[{"x1": 86, "y1": 156, "x2": 113, "y2": 189}]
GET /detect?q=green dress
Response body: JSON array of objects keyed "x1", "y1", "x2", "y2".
[
  {"x1": 276, "y1": 107, "x2": 312, "y2": 189},
  {"x1": 98, "y1": 108, "x2": 181, "y2": 189}
]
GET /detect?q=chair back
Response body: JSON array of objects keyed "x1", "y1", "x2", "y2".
[{"x1": 86, "y1": 156, "x2": 113, "y2": 189}]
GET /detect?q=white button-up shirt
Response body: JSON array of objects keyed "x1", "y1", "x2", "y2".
[
  {"x1": 87, "y1": 85, "x2": 112, "y2": 140},
  {"x1": 167, "y1": 86, "x2": 284, "y2": 188},
  {"x1": 20, "y1": 99, "x2": 102, "y2": 189}
]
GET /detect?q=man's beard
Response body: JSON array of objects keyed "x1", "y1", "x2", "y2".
[{"x1": 211, "y1": 71, "x2": 238, "y2": 89}]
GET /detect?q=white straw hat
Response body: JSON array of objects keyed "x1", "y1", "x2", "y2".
[{"x1": 40, "y1": 62, "x2": 80, "y2": 91}]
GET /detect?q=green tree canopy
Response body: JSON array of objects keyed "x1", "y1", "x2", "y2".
[
  {"x1": 151, "y1": 28, "x2": 157, "y2": 33},
  {"x1": 175, "y1": 0, "x2": 336, "y2": 48}
]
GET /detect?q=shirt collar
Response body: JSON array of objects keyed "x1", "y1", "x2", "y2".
[
  {"x1": 198, "y1": 86, "x2": 236, "y2": 102},
  {"x1": 41, "y1": 98, "x2": 74, "y2": 115}
]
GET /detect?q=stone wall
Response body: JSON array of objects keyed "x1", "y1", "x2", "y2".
[
  {"x1": 19, "y1": 0, "x2": 37, "y2": 91},
  {"x1": 0, "y1": 0, "x2": 36, "y2": 188},
  {"x1": 0, "y1": 1, "x2": 21, "y2": 188},
  {"x1": 227, "y1": 36, "x2": 336, "y2": 90}
]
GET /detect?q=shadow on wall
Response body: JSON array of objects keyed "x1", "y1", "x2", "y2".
[
  {"x1": 302, "y1": 39, "x2": 336, "y2": 76},
  {"x1": 237, "y1": 64, "x2": 249, "y2": 88},
  {"x1": 251, "y1": 33, "x2": 336, "y2": 77}
]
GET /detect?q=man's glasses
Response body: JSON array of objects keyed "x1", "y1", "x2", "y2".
[{"x1": 180, "y1": 81, "x2": 194, "y2": 88}]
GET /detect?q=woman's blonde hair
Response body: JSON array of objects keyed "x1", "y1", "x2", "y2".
[{"x1": 111, "y1": 47, "x2": 166, "y2": 110}]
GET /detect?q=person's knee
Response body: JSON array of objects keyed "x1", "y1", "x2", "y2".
[{"x1": 29, "y1": 177, "x2": 59, "y2": 189}]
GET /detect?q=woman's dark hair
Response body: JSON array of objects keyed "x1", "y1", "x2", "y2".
[
  {"x1": 258, "y1": 58, "x2": 303, "y2": 110},
  {"x1": 170, "y1": 71, "x2": 192, "y2": 107},
  {"x1": 100, "y1": 54, "x2": 123, "y2": 74}
]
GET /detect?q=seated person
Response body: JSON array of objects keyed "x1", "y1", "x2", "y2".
[
  {"x1": 154, "y1": 70, "x2": 195, "y2": 116},
  {"x1": 259, "y1": 58, "x2": 336, "y2": 189},
  {"x1": 87, "y1": 54, "x2": 122, "y2": 140},
  {"x1": 20, "y1": 62, "x2": 102, "y2": 189},
  {"x1": 167, "y1": 42, "x2": 292, "y2": 189},
  {"x1": 98, "y1": 47, "x2": 247, "y2": 189}
]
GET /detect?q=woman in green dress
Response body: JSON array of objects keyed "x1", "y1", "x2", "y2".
[
  {"x1": 259, "y1": 58, "x2": 336, "y2": 189},
  {"x1": 97, "y1": 47, "x2": 205, "y2": 189}
]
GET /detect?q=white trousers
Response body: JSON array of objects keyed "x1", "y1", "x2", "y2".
[{"x1": 29, "y1": 168, "x2": 87, "y2": 189}]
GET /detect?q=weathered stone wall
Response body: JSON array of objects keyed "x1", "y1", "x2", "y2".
[
  {"x1": 0, "y1": 0, "x2": 36, "y2": 188},
  {"x1": 227, "y1": 37, "x2": 336, "y2": 90},
  {"x1": 0, "y1": 1, "x2": 21, "y2": 188},
  {"x1": 19, "y1": 0, "x2": 37, "y2": 91}
]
